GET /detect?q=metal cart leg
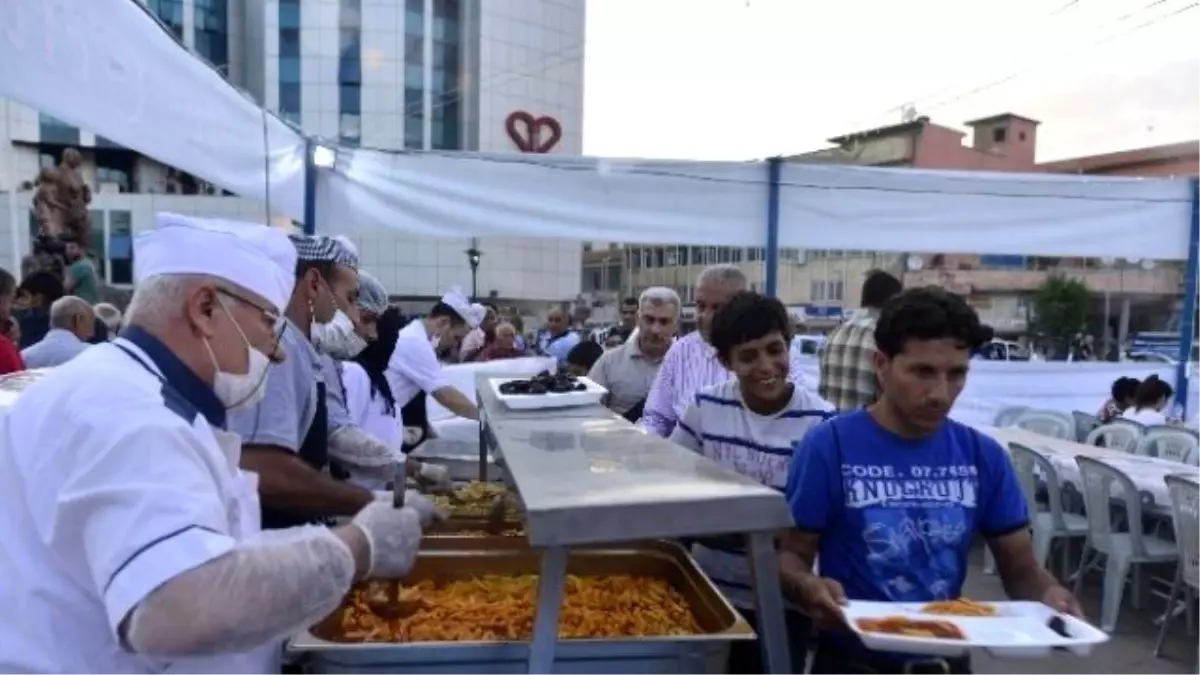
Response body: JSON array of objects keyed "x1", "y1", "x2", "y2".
[
  {"x1": 747, "y1": 531, "x2": 792, "y2": 674},
  {"x1": 478, "y1": 414, "x2": 488, "y2": 483},
  {"x1": 527, "y1": 546, "x2": 569, "y2": 674}
]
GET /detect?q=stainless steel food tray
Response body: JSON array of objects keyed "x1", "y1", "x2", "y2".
[
  {"x1": 289, "y1": 541, "x2": 752, "y2": 674},
  {"x1": 410, "y1": 438, "x2": 502, "y2": 483}
]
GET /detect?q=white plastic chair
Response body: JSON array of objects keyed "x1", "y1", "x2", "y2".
[
  {"x1": 1154, "y1": 475, "x2": 1199, "y2": 665},
  {"x1": 1108, "y1": 417, "x2": 1149, "y2": 436},
  {"x1": 1139, "y1": 427, "x2": 1200, "y2": 465},
  {"x1": 1072, "y1": 456, "x2": 1179, "y2": 632},
  {"x1": 1072, "y1": 410, "x2": 1100, "y2": 443},
  {"x1": 1013, "y1": 410, "x2": 1074, "y2": 440},
  {"x1": 994, "y1": 405, "x2": 1029, "y2": 427},
  {"x1": 1085, "y1": 423, "x2": 1143, "y2": 455},
  {"x1": 985, "y1": 442, "x2": 1089, "y2": 577}
]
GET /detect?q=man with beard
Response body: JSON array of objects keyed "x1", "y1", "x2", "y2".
[
  {"x1": 781, "y1": 287, "x2": 1081, "y2": 674},
  {"x1": 60, "y1": 234, "x2": 99, "y2": 305}
]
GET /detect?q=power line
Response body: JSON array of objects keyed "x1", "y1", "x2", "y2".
[
  {"x1": 841, "y1": 0, "x2": 1186, "y2": 133},
  {"x1": 917, "y1": 0, "x2": 1195, "y2": 115}
]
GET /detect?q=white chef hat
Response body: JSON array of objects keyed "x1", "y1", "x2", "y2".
[
  {"x1": 135, "y1": 213, "x2": 297, "y2": 312},
  {"x1": 439, "y1": 287, "x2": 486, "y2": 328}
]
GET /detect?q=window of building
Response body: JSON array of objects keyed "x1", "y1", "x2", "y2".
[
  {"x1": 38, "y1": 114, "x2": 79, "y2": 145},
  {"x1": 992, "y1": 127, "x2": 1007, "y2": 143},
  {"x1": 108, "y1": 210, "x2": 134, "y2": 285},
  {"x1": 279, "y1": 0, "x2": 301, "y2": 29},
  {"x1": 339, "y1": 85, "x2": 361, "y2": 115},
  {"x1": 278, "y1": 1, "x2": 302, "y2": 120},
  {"x1": 148, "y1": 0, "x2": 184, "y2": 40},
  {"x1": 90, "y1": 210, "x2": 107, "y2": 279},
  {"x1": 405, "y1": 34, "x2": 424, "y2": 62},
  {"x1": 404, "y1": 86, "x2": 424, "y2": 149},
  {"x1": 193, "y1": 0, "x2": 228, "y2": 70}
]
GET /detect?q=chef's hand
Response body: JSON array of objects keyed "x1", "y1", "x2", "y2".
[
  {"x1": 372, "y1": 489, "x2": 446, "y2": 526},
  {"x1": 1042, "y1": 585, "x2": 1084, "y2": 619},
  {"x1": 417, "y1": 462, "x2": 454, "y2": 494},
  {"x1": 349, "y1": 501, "x2": 424, "y2": 578},
  {"x1": 796, "y1": 576, "x2": 849, "y2": 631}
]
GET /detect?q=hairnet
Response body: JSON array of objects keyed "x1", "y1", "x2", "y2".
[{"x1": 356, "y1": 271, "x2": 389, "y2": 314}]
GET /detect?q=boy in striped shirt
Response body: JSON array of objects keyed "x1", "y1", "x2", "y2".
[{"x1": 669, "y1": 290, "x2": 834, "y2": 674}]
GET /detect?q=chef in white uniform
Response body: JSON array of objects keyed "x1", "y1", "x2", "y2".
[
  {"x1": 0, "y1": 214, "x2": 439, "y2": 673},
  {"x1": 386, "y1": 287, "x2": 485, "y2": 426}
]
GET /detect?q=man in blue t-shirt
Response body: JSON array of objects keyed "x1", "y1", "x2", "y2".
[{"x1": 781, "y1": 287, "x2": 1081, "y2": 674}]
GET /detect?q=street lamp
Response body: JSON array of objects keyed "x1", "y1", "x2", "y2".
[{"x1": 466, "y1": 241, "x2": 482, "y2": 301}]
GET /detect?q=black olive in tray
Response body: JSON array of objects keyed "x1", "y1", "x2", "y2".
[{"x1": 498, "y1": 370, "x2": 588, "y2": 396}]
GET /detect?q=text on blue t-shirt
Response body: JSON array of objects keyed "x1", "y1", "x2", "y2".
[{"x1": 786, "y1": 409, "x2": 1029, "y2": 603}]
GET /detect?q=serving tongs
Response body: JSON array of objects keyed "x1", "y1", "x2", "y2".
[{"x1": 365, "y1": 485, "x2": 425, "y2": 619}]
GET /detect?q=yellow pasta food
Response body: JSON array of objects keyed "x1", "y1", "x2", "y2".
[
  {"x1": 431, "y1": 482, "x2": 518, "y2": 519},
  {"x1": 857, "y1": 617, "x2": 965, "y2": 640},
  {"x1": 920, "y1": 598, "x2": 996, "y2": 617},
  {"x1": 329, "y1": 574, "x2": 701, "y2": 643}
]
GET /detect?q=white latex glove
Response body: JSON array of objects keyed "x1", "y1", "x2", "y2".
[
  {"x1": 372, "y1": 489, "x2": 444, "y2": 527},
  {"x1": 418, "y1": 462, "x2": 454, "y2": 493},
  {"x1": 403, "y1": 426, "x2": 424, "y2": 445},
  {"x1": 350, "y1": 501, "x2": 424, "y2": 578}
]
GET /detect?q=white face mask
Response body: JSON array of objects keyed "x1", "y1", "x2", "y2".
[
  {"x1": 313, "y1": 309, "x2": 368, "y2": 359},
  {"x1": 206, "y1": 304, "x2": 272, "y2": 411}
]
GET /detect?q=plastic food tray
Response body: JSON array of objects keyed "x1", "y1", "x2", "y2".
[
  {"x1": 842, "y1": 600, "x2": 1109, "y2": 658},
  {"x1": 489, "y1": 376, "x2": 606, "y2": 410}
]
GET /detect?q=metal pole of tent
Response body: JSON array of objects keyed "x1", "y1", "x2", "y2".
[
  {"x1": 303, "y1": 137, "x2": 318, "y2": 235},
  {"x1": 1173, "y1": 177, "x2": 1199, "y2": 415},
  {"x1": 764, "y1": 157, "x2": 782, "y2": 298}
]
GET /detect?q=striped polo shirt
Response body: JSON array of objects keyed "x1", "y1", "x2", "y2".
[{"x1": 669, "y1": 379, "x2": 835, "y2": 608}]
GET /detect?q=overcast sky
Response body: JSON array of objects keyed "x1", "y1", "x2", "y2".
[{"x1": 582, "y1": 0, "x2": 1199, "y2": 162}]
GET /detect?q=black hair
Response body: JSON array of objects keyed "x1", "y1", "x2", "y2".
[
  {"x1": 861, "y1": 270, "x2": 903, "y2": 309},
  {"x1": 874, "y1": 286, "x2": 990, "y2": 358},
  {"x1": 354, "y1": 306, "x2": 403, "y2": 415},
  {"x1": 1111, "y1": 376, "x2": 1141, "y2": 403},
  {"x1": 429, "y1": 301, "x2": 467, "y2": 326},
  {"x1": 710, "y1": 291, "x2": 792, "y2": 361},
  {"x1": 566, "y1": 340, "x2": 603, "y2": 370},
  {"x1": 1132, "y1": 375, "x2": 1173, "y2": 410},
  {"x1": 0, "y1": 268, "x2": 15, "y2": 298},
  {"x1": 621, "y1": 296, "x2": 639, "y2": 306},
  {"x1": 16, "y1": 270, "x2": 63, "y2": 303},
  {"x1": 609, "y1": 325, "x2": 632, "y2": 342},
  {"x1": 295, "y1": 259, "x2": 337, "y2": 282}
]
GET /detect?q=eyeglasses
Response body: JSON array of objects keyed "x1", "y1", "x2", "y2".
[{"x1": 217, "y1": 287, "x2": 280, "y2": 328}]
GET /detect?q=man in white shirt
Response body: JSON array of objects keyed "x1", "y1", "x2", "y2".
[
  {"x1": 20, "y1": 295, "x2": 95, "y2": 368},
  {"x1": 0, "y1": 213, "x2": 436, "y2": 673},
  {"x1": 387, "y1": 287, "x2": 484, "y2": 426}
]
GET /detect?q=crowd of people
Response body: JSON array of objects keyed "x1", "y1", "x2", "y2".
[{"x1": 0, "y1": 215, "x2": 1089, "y2": 675}]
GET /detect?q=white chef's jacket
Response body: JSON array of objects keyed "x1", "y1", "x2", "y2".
[
  {"x1": 386, "y1": 319, "x2": 447, "y2": 428},
  {"x1": 0, "y1": 326, "x2": 276, "y2": 673}
]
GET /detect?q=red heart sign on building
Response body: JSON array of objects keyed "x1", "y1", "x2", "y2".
[{"x1": 505, "y1": 111, "x2": 562, "y2": 153}]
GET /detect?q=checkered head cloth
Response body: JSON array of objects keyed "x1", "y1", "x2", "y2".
[{"x1": 288, "y1": 233, "x2": 359, "y2": 270}]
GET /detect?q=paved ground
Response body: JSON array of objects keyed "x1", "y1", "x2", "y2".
[{"x1": 961, "y1": 544, "x2": 1197, "y2": 674}]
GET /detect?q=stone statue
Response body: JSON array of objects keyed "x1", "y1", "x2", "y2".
[{"x1": 24, "y1": 148, "x2": 94, "y2": 280}]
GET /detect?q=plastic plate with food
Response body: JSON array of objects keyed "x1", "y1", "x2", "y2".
[
  {"x1": 490, "y1": 373, "x2": 606, "y2": 410},
  {"x1": 842, "y1": 600, "x2": 1109, "y2": 658}
]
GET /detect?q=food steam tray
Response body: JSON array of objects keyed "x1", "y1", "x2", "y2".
[
  {"x1": 489, "y1": 376, "x2": 606, "y2": 410},
  {"x1": 842, "y1": 600, "x2": 1109, "y2": 658}
]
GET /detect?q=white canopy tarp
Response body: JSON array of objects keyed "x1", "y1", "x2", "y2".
[
  {"x1": 777, "y1": 164, "x2": 1194, "y2": 260},
  {"x1": 0, "y1": 0, "x2": 306, "y2": 218},
  {"x1": 319, "y1": 148, "x2": 1194, "y2": 261},
  {"x1": 316, "y1": 148, "x2": 771, "y2": 245}
]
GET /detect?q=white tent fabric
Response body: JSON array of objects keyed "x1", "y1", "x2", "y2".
[
  {"x1": 0, "y1": 0, "x2": 306, "y2": 219},
  {"x1": 318, "y1": 149, "x2": 1194, "y2": 261},
  {"x1": 315, "y1": 149, "x2": 770, "y2": 246},
  {"x1": 777, "y1": 164, "x2": 1194, "y2": 260}
]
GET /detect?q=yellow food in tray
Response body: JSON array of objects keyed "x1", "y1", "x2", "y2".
[
  {"x1": 431, "y1": 482, "x2": 518, "y2": 518},
  {"x1": 330, "y1": 574, "x2": 701, "y2": 643},
  {"x1": 857, "y1": 617, "x2": 966, "y2": 640},
  {"x1": 920, "y1": 598, "x2": 997, "y2": 617}
]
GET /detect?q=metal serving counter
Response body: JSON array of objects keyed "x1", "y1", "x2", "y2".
[
  {"x1": 489, "y1": 416, "x2": 795, "y2": 674},
  {"x1": 474, "y1": 371, "x2": 620, "y2": 482},
  {"x1": 295, "y1": 375, "x2": 796, "y2": 674}
]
